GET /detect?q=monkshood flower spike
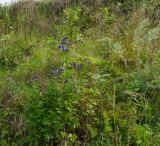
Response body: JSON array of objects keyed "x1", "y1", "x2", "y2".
[
  {"x1": 71, "y1": 63, "x2": 83, "y2": 71},
  {"x1": 73, "y1": 63, "x2": 76, "y2": 69}
]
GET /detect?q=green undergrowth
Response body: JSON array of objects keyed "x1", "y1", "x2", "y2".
[{"x1": 0, "y1": 0, "x2": 160, "y2": 145}]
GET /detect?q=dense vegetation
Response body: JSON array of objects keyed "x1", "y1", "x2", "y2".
[{"x1": 0, "y1": 0, "x2": 160, "y2": 145}]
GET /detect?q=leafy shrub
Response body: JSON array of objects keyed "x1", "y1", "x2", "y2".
[{"x1": 24, "y1": 82, "x2": 80, "y2": 145}]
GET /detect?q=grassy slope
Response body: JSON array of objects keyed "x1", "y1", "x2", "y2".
[{"x1": 0, "y1": 0, "x2": 160, "y2": 145}]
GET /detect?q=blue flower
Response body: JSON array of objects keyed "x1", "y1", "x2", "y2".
[
  {"x1": 55, "y1": 69, "x2": 60, "y2": 75},
  {"x1": 59, "y1": 44, "x2": 64, "y2": 49},
  {"x1": 73, "y1": 63, "x2": 76, "y2": 69},
  {"x1": 60, "y1": 67, "x2": 65, "y2": 71},
  {"x1": 71, "y1": 63, "x2": 83, "y2": 71},
  {"x1": 63, "y1": 48, "x2": 69, "y2": 52}
]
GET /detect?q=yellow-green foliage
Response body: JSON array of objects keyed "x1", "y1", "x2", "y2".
[{"x1": 0, "y1": 0, "x2": 160, "y2": 145}]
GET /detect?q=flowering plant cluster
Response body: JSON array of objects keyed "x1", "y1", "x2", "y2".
[
  {"x1": 71, "y1": 62, "x2": 83, "y2": 71},
  {"x1": 51, "y1": 66, "x2": 65, "y2": 75},
  {"x1": 59, "y1": 36, "x2": 73, "y2": 52},
  {"x1": 31, "y1": 36, "x2": 83, "y2": 83}
]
